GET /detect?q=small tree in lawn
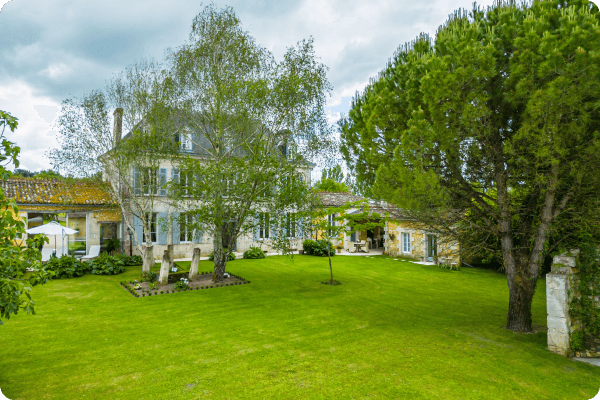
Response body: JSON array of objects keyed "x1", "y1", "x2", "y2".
[
  {"x1": 312, "y1": 200, "x2": 385, "y2": 285},
  {"x1": 0, "y1": 110, "x2": 53, "y2": 325}
]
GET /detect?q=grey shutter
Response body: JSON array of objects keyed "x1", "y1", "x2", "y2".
[
  {"x1": 298, "y1": 216, "x2": 305, "y2": 239},
  {"x1": 192, "y1": 221, "x2": 202, "y2": 243},
  {"x1": 172, "y1": 212, "x2": 180, "y2": 245},
  {"x1": 172, "y1": 168, "x2": 180, "y2": 186},
  {"x1": 133, "y1": 167, "x2": 140, "y2": 196},
  {"x1": 159, "y1": 168, "x2": 167, "y2": 196},
  {"x1": 133, "y1": 215, "x2": 143, "y2": 246},
  {"x1": 157, "y1": 212, "x2": 168, "y2": 245},
  {"x1": 253, "y1": 216, "x2": 259, "y2": 241}
]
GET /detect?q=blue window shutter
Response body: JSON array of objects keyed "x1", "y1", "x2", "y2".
[
  {"x1": 133, "y1": 167, "x2": 140, "y2": 196},
  {"x1": 350, "y1": 231, "x2": 356, "y2": 242},
  {"x1": 159, "y1": 168, "x2": 167, "y2": 196},
  {"x1": 133, "y1": 215, "x2": 143, "y2": 246},
  {"x1": 157, "y1": 212, "x2": 168, "y2": 245},
  {"x1": 298, "y1": 217, "x2": 305, "y2": 239},
  {"x1": 253, "y1": 216, "x2": 259, "y2": 241},
  {"x1": 172, "y1": 212, "x2": 180, "y2": 245},
  {"x1": 192, "y1": 221, "x2": 202, "y2": 244},
  {"x1": 172, "y1": 168, "x2": 180, "y2": 184}
]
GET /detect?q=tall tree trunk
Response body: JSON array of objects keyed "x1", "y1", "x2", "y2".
[
  {"x1": 505, "y1": 267, "x2": 536, "y2": 332},
  {"x1": 213, "y1": 228, "x2": 227, "y2": 282},
  {"x1": 142, "y1": 245, "x2": 154, "y2": 272}
]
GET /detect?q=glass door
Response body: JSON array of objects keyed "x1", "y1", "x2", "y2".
[{"x1": 426, "y1": 234, "x2": 437, "y2": 261}]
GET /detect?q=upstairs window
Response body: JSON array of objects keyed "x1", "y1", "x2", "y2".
[
  {"x1": 144, "y1": 213, "x2": 157, "y2": 243},
  {"x1": 134, "y1": 167, "x2": 159, "y2": 196},
  {"x1": 178, "y1": 133, "x2": 193, "y2": 151}
]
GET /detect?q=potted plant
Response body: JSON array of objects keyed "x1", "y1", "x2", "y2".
[{"x1": 336, "y1": 244, "x2": 343, "y2": 254}]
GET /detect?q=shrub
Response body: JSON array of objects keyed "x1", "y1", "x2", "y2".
[
  {"x1": 174, "y1": 278, "x2": 190, "y2": 291},
  {"x1": 570, "y1": 330, "x2": 585, "y2": 352},
  {"x1": 311, "y1": 240, "x2": 335, "y2": 257},
  {"x1": 140, "y1": 270, "x2": 156, "y2": 282},
  {"x1": 44, "y1": 255, "x2": 90, "y2": 279},
  {"x1": 208, "y1": 252, "x2": 236, "y2": 261},
  {"x1": 243, "y1": 247, "x2": 266, "y2": 259},
  {"x1": 302, "y1": 240, "x2": 316, "y2": 255},
  {"x1": 113, "y1": 254, "x2": 143, "y2": 266},
  {"x1": 104, "y1": 237, "x2": 121, "y2": 254},
  {"x1": 148, "y1": 282, "x2": 159, "y2": 290},
  {"x1": 89, "y1": 253, "x2": 126, "y2": 275}
]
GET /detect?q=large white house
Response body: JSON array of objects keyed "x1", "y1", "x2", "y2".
[{"x1": 104, "y1": 108, "x2": 315, "y2": 260}]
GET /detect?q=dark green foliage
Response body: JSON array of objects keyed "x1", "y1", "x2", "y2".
[
  {"x1": 104, "y1": 238, "x2": 121, "y2": 253},
  {"x1": 243, "y1": 247, "x2": 266, "y2": 259},
  {"x1": 43, "y1": 255, "x2": 90, "y2": 279},
  {"x1": 312, "y1": 240, "x2": 335, "y2": 257},
  {"x1": 568, "y1": 240, "x2": 600, "y2": 350},
  {"x1": 174, "y1": 280, "x2": 189, "y2": 290},
  {"x1": 114, "y1": 254, "x2": 143, "y2": 266},
  {"x1": 89, "y1": 253, "x2": 126, "y2": 275},
  {"x1": 140, "y1": 270, "x2": 156, "y2": 282},
  {"x1": 208, "y1": 252, "x2": 236, "y2": 261},
  {"x1": 302, "y1": 240, "x2": 316, "y2": 255}
]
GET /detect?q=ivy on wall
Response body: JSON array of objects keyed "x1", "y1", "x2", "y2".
[{"x1": 568, "y1": 239, "x2": 600, "y2": 352}]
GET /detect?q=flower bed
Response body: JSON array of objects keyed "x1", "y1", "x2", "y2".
[{"x1": 120, "y1": 272, "x2": 250, "y2": 297}]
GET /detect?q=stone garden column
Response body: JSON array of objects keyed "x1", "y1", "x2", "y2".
[
  {"x1": 159, "y1": 250, "x2": 171, "y2": 285},
  {"x1": 189, "y1": 248, "x2": 201, "y2": 279},
  {"x1": 547, "y1": 250, "x2": 579, "y2": 356}
]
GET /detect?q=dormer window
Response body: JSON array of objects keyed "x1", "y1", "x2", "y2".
[{"x1": 178, "y1": 133, "x2": 193, "y2": 151}]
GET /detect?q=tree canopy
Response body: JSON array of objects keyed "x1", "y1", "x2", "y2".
[
  {"x1": 0, "y1": 110, "x2": 52, "y2": 325},
  {"x1": 340, "y1": 0, "x2": 600, "y2": 332}
]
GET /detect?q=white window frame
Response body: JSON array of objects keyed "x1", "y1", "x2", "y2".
[
  {"x1": 144, "y1": 213, "x2": 157, "y2": 244},
  {"x1": 259, "y1": 212, "x2": 270, "y2": 239},
  {"x1": 402, "y1": 232, "x2": 411, "y2": 253},
  {"x1": 179, "y1": 212, "x2": 194, "y2": 243},
  {"x1": 285, "y1": 212, "x2": 297, "y2": 238},
  {"x1": 179, "y1": 133, "x2": 193, "y2": 151}
]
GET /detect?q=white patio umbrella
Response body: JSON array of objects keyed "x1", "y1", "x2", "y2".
[{"x1": 26, "y1": 221, "x2": 79, "y2": 254}]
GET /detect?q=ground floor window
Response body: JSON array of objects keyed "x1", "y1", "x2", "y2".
[
  {"x1": 180, "y1": 213, "x2": 194, "y2": 242},
  {"x1": 284, "y1": 212, "x2": 296, "y2": 238},
  {"x1": 402, "y1": 232, "x2": 411, "y2": 253},
  {"x1": 259, "y1": 212, "x2": 269, "y2": 239}
]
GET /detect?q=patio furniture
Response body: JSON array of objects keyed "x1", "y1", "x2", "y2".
[
  {"x1": 81, "y1": 245, "x2": 101, "y2": 261},
  {"x1": 41, "y1": 248, "x2": 54, "y2": 263},
  {"x1": 353, "y1": 240, "x2": 369, "y2": 253}
]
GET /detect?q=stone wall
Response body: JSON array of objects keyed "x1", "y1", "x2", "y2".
[
  {"x1": 383, "y1": 221, "x2": 460, "y2": 264},
  {"x1": 546, "y1": 250, "x2": 600, "y2": 357}
]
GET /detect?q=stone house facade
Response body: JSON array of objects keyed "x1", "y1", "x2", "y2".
[
  {"x1": 314, "y1": 192, "x2": 461, "y2": 264},
  {"x1": 0, "y1": 178, "x2": 121, "y2": 255},
  {"x1": 107, "y1": 109, "x2": 314, "y2": 260}
]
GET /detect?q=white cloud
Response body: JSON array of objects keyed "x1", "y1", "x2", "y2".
[{"x1": 0, "y1": 80, "x2": 59, "y2": 171}]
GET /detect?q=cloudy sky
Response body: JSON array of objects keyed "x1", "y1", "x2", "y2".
[{"x1": 4, "y1": 0, "x2": 589, "y2": 173}]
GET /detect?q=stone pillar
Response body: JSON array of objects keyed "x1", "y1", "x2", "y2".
[
  {"x1": 547, "y1": 250, "x2": 579, "y2": 356},
  {"x1": 158, "y1": 250, "x2": 170, "y2": 285},
  {"x1": 189, "y1": 248, "x2": 200, "y2": 280}
]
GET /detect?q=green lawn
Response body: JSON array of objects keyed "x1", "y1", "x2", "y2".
[{"x1": 1, "y1": 256, "x2": 597, "y2": 399}]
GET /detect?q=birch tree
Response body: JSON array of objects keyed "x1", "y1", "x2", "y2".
[{"x1": 166, "y1": 4, "x2": 332, "y2": 281}]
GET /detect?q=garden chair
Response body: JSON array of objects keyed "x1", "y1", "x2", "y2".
[{"x1": 81, "y1": 245, "x2": 101, "y2": 261}]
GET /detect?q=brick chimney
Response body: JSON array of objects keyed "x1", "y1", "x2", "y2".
[{"x1": 113, "y1": 108, "x2": 123, "y2": 148}]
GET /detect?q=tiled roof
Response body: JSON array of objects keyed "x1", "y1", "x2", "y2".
[
  {"x1": 0, "y1": 178, "x2": 114, "y2": 205},
  {"x1": 316, "y1": 192, "x2": 364, "y2": 207},
  {"x1": 316, "y1": 191, "x2": 410, "y2": 220}
]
